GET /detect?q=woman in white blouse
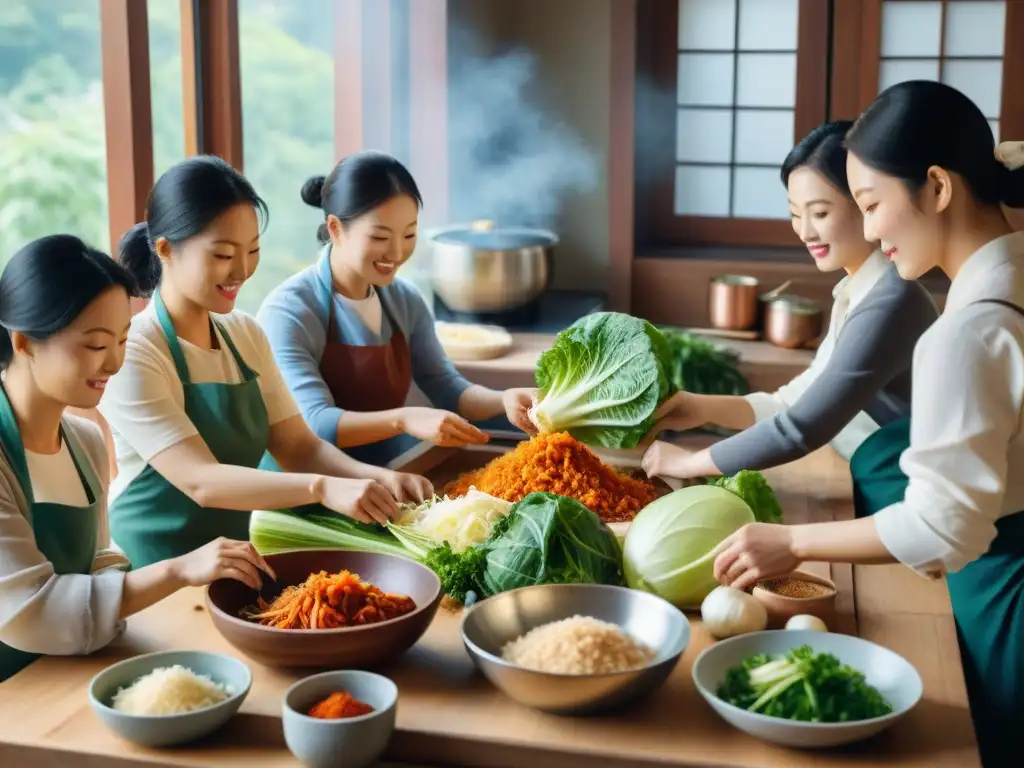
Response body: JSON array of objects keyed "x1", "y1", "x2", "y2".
[
  {"x1": 99, "y1": 156, "x2": 431, "y2": 569},
  {"x1": 644, "y1": 121, "x2": 937, "y2": 518},
  {"x1": 0, "y1": 235, "x2": 273, "y2": 681},
  {"x1": 713, "y1": 81, "x2": 1024, "y2": 766}
]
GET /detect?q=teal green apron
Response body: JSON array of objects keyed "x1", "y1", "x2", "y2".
[
  {"x1": 0, "y1": 386, "x2": 101, "y2": 681},
  {"x1": 108, "y1": 292, "x2": 270, "y2": 567},
  {"x1": 849, "y1": 414, "x2": 911, "y2": 518},
  {"x1": 850, "y1": 296, "x2": 1024, "y2": 765}
]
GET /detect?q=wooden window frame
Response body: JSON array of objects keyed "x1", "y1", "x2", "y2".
[
  {"x1": 99, "y1": 0, "x2": 154, "y2": 252},
  {"x1": 832, "y1": 0, "x2": 1024, "y2": 137},
  {"x1": 635, "y1": 0, "x2": 829, "y2": 249}
]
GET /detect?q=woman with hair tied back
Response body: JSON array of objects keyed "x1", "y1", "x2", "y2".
[
  {"x1": 709, "y1": 81, "x2": 1024, "y2": 765},
  {"x1": 644, "y1": 120, "x2": 938, "y2": 518},
  {"x1": 0, "y1": 235, "x2": 273, "y2": 681},
  {"x1": 256, "y1": 151, "x2": 536, "y2": 469},
  {"x1": 99, "y1": 155, "x2": 431, "y2": 569}
]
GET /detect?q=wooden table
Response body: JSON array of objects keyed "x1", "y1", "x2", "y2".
[{"x1": 0, "y1": 441, "x2": 979, "y2": 767}]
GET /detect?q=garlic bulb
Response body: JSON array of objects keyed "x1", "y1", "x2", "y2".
[
  {"x1": 701, "y1": 586, "x2": 768, "y2": 638},
  {"x1": 785, "y1": 614, "x2": 828, "y2": 632}
]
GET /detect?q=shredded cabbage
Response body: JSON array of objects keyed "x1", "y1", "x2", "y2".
[{"x1": 397, "y1": 489, "x2": 512, "y2": 553}]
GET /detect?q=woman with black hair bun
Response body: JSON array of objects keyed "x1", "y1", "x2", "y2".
[
  {"x1": 709, "y1": 81, "x2": 1024, "y2": 765},
  {"x1": 644, "y1": 120, "x2": 937, "y2": 518},
  {"x1": 256, "y1": 150, "x2": 536, "y2": 468},
  {"x1": 0, "y1": 235, "x2": 274, "y2": 681},
  {"x1": 98, "y1": 156, "x2": 431, "y2": 569}
]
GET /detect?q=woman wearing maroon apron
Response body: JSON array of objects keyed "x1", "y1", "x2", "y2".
[
  {"x1": 258, "y1": 151, "x2": 536, "y2": 469},
  {"x1": 710, "y1": 81, "x2": 1024, "y2": 766}
]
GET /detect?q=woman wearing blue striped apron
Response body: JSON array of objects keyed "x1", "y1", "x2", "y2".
[
  {"x1": 643, "y1": 121, "x2": 937, "y2": 518},
  {"x1": 712, "y1": 81, "x2": 1024, "y2": 767},
  {"x1": 0, "y1": 235, "x2": 271, "y2": 681},
  {"x1": 99, "y1": 156, "x2": 431, "y2": 569}
]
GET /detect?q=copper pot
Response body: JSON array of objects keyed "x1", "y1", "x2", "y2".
[
  {"x1": 708, "y1": 275, "x2": 760, "y2": 331},
  {"x1": 764, "y1": 295, "x2": 823, "y2": 349}
]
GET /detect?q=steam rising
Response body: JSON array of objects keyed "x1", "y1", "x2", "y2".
[{"x1": 446, "y1": 24, "x2": 598, "y2": 229}]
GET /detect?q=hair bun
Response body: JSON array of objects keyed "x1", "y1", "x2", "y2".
[{"x1": 301, "y1": 175, "x2": 327, "y2": 208}]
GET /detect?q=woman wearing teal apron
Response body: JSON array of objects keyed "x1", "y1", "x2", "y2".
[
  {"x1": 100, "y1": 156, "x2": 431, "y2": 568},
  {"x1": 257, "y1": 151, "x2": 536, "y2": 469},
  {"x1": 0, "y1": 235, "x2": 271, "y2": 681},
  {"x1": 644, "y1": 122, "x2": 937, "y2": 518},
  {"x1": 712, "y1": 82, "x2": 1024, "y2": 766}
]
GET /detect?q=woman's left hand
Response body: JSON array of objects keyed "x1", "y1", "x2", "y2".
[
  {"x1": 503, "y1": 388, "x2": 538, "y2": 434},
  {"x1": 713, "y1": 523, "x2": 800, "y2": 591},
  {"x1": 379, "y1": 471, "x2": 434, "y2": 504}
]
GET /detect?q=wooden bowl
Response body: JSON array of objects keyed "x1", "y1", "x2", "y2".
[
  {"x1": 206, "y1": 550, "x2": 442, "y2": 669},
  {"x1": 751, "y1": 569, "x2": 838, "y2": 631}
]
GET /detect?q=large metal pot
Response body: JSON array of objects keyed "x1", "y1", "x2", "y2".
[
  {"x1": 764, "y1": 294, "x2": 823, "y2": 349},
  {"x1": 428, "y1": 223, "x2": 557, "y2": 313}
]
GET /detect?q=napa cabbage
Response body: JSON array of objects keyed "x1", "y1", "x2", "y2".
[{"x1": 527, "y1": 312, "x2": 675, "y2": 449}]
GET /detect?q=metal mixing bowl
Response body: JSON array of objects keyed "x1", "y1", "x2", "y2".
[{"x1": 461, "y1": 584, "x2": 690, "y2": 715}]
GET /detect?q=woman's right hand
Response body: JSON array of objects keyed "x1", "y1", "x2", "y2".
[
  {"x1": 399, "y1": 407, "x2": 489, "y2": 447},
  {"x1": 318, "y1": 476, "x2": 399, "y2": 525},
  {"x1": 645, "y1": 391, "x2": 708, "y2": 439},
  {"x1": 171, "y1": 538, "x2": 276, "y2": 591}
]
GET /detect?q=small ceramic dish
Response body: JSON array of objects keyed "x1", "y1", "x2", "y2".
[
  {"x1": 282, "y1": 670, "x2": 398, "y2": 768},
  {"x1": 752, "y1": 569, "x2": 838, "y2": 630}
]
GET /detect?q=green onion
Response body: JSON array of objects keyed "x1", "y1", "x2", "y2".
[{"x1": 249, "y1": 508, "x2": 417, "y2": 559}]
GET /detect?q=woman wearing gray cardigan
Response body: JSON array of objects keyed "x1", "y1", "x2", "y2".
[
  {"x1": 643, "y1": 122, "x2": 938, "y2": 517},
  {"x1": 0, "y1": 235, "x2": 273, "y2": 681}
]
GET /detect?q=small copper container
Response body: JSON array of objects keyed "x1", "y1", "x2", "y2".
[
  {"x1": 764, "y1": 294, "x2": 823, "y2": 349},
  {"x1": 708, "y1": 275, "x2": 760, "y2": 331}
]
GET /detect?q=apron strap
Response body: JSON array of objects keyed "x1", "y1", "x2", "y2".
[
  {"x1": 318, "y1": 249, "x2": 404, "y2": 346},
  {"x1": 0, "y1": 385, "x2": 33, "y2": 505},
  {"x1": 213, "y1": 319, "x2": 258, "y2": 381},
  {"x1": 974, "y1": 298, "x2": 1024, "y2": 318},
  {"x1": 61, "y1": 422, "x2": 101, "y2": 506},
  {"x1": 153, "y1": 290, "x2": 193, "y2": 385}
]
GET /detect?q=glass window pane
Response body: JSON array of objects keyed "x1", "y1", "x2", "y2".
[
  {"x1": 738, "y1": 0, "x2": 799, "y2": 51},
  {"x1": 881, "y1": 1, "x2": 942, "y2": 57},
  {"x1": 677, "y1": 53, "x2": 735, "y2": 106},
  {"x1": 733, "y1": 167, "x2": 788, "y2": 219},
  {"x1": 149, "y1": 0, "x2": 186, "y2": 179},
  {"x1": 675, "y1": 165, "x2": 731, "y2": 216},
  {"x1": 239, "y1": 0, "x2": 336, "y2": 316},
  {"x1": 945, "y1": 1, "x2": 1006, "y2": 57},
  {"x1": 734, "y1": 109, "x2": 794, "y2": 165},
  {"x1": 736, "y1": 53, "x2": 797, "y2": 107},
  {"x1": 879, "y1": 59, "x2": 940, "y2": 92},
  {"x1": 676, "y1": 108, "x2": 733, "y2": 163},
  {"x1": 0, "y1": 0, "x2": 109, "y2": 265},
  {"x1": 942, "y1": 60, "x2": 1004, "y2": 118},
  {"x1": 990, "y1": 119, "x2": 1001, "y2": 144},
  {"x1": 678, "y1": 0, "x2": 736, "y2": 50}
]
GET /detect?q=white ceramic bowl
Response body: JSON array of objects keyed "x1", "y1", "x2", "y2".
[
  {"x1": 282, "y1": 670, "x2": 398, "y2": 768},
  {"x1": 691, "y1": 630, "x2": 923, "y2": 748},
  {"x1": 89, "y1": 650, "x2": 251, "y2": 747}
]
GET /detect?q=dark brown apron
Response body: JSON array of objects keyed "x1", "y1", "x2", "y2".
[{"x1": 319, "y1": 292, "x2": 413, "y2": 413}]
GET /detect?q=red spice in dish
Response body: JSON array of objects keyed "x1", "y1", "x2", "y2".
[{"x1": 307, "y1": 691, "x2": 374, "y2": 719}]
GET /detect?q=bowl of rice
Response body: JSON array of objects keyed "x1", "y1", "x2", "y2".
[
  {"x1": 461, "y1": 583, "x2": 690, "y2": 714},
  {"x1": 89, "y1": 650, "x2": 252, "y2": 747}
]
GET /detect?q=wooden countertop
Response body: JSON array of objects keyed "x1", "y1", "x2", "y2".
[
  {"x1": 452, "y1": 332, "x2": 815, "y2": 393},
  {"x1": 0, "y1": 440, "x2": 979, "y2": 768}
]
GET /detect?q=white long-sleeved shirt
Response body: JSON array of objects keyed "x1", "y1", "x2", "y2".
[
  {"x1": 874, "y1": 231, "x2": 1024, "y2": 576},
  {"x1": 742, "y1": 251, "x2": 895, "y2": 460},
  {"x1": 0, "y1": 414, "x2": 130, "y2": 656}
]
